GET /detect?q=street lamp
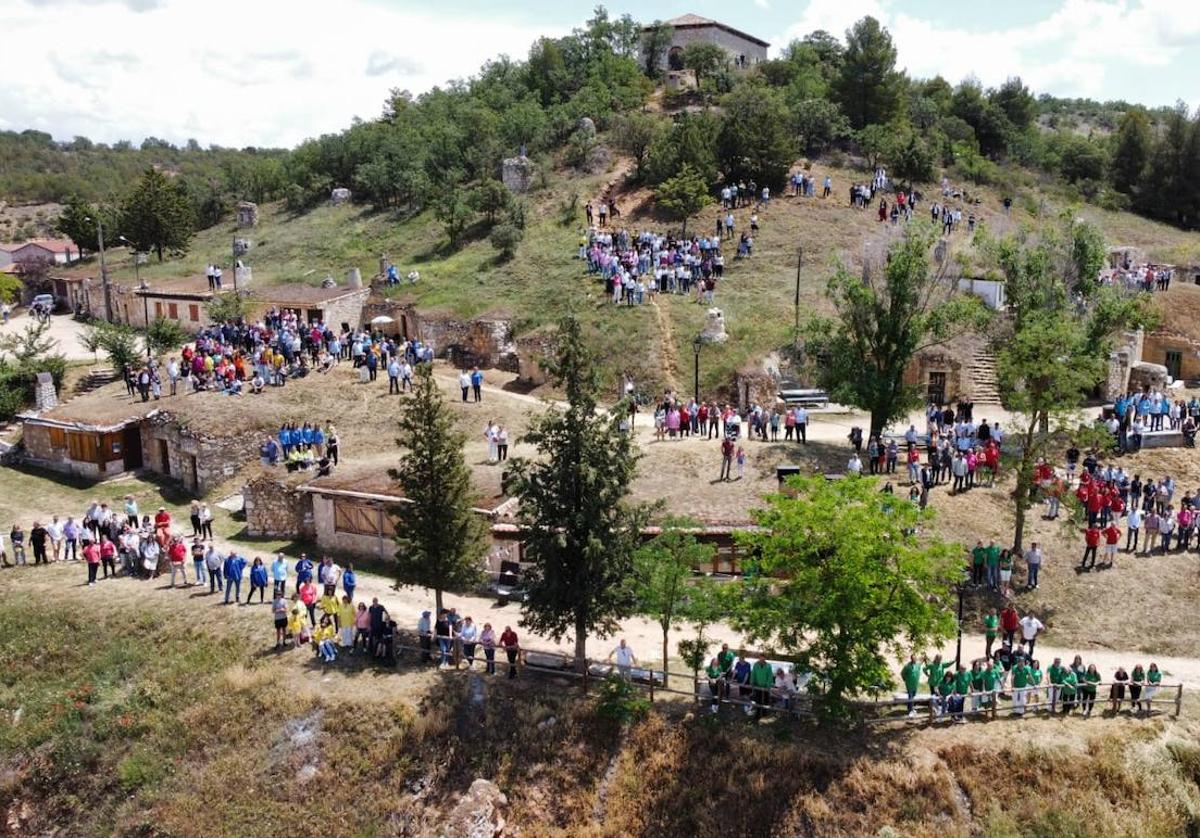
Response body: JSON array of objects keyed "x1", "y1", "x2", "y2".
[
  {"x1": 953, "y1": 563, "x2": 971, "y2": 670},
  {"x1": 793, "y1": 245, "x2": 804, "y2": 339},
  {"x1": 138, "y1": 280, "x2": 151, "y2": 359},
  {"x1": 117, "y1": 236, "x2": 140, "y2": 288},
  {"x1": 85, "y1": 214, "x2": 111, "y2": 322},
  {"x1": 692, "y1": 335, "x2": 703, "y2": 403}
]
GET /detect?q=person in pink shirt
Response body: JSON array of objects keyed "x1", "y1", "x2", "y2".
[
  {"x1": 354, "y1": 603, "x2": 372, "y2": 653},
  {"x1": 83, "y1": 540, "x2": 101, "y2": 586}
]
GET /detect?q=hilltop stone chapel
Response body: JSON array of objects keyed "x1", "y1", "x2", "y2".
[{"x1": 641, "y1": 13, "x2": 770, "y2": 74}]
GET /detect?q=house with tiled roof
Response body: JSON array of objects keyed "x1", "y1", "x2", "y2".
[
  {"x1": 641, "y1": 13, "x2": 769, "y2": 74},
  {"x1": 9, "y1": 239, "x2": 81, "y2": 265}
]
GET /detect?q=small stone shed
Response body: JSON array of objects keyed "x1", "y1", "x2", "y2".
[
  {"x1": 252, "y1": 284, "x2": 371, "y2": 329},
  {"x1": 20, "y1": 404, "x2": 159, "y2": 481}
]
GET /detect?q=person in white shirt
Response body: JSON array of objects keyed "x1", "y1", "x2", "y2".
[
  {"x1": 794, "y1": 407, "x2": 808, "y2": 444},
  {"x1": 1019, "y1": 613, "x2": 1045, "y2": 656},
  {"x1": 1024, "y1": 542, "x2": 1043, "y2": 589},
  {"x1": 608, "y1": 639, "x2": 637, "y2": 681},
  {"x1": 848, "y1": 453, "x2": 863, "y2": 475},
  {"x1": 458, "y1": 371, "x2": 471, "y2": 402},
  {"x1": 45, "y1": 516, "x2": 64, "y2": 562}
]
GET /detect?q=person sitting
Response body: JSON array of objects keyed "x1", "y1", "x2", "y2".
[{"x1": 250, "y1": 372, "x2": 266, "y2": 394}]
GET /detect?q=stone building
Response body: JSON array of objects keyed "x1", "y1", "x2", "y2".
[
  {"x1": 118, "y1": 276, "x2": 229, "y2": 331},
  {"x1": 902, "y1": 332, "x2": 997, "y2": 406},
  {"x1": 20, "y1": 405, "x2": 158, "y2": 481},
  {"x1": 139, "y1": 413, "x2": 262, "y2": 496},
  {"x1": 361, "y1": 295, "x2": 520, "y2": 370},
  {"x1": 642, "y1": 14, "x2": 769, "y2": 72},
  {"x1": 252, "y1": 284, "x2": 371, "y2": 329},
  {"x1": 1141, "y1": 328, "x2": 1200, "y2": 383}
]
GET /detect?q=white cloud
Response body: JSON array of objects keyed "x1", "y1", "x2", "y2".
[
  {"x1": 0, "y1": 0, "x2": 560, "y2": 147},
  {"x1": 753, "y1": 0, "x2": 771, "y2": 10},
  {"x1": 780, "y1": 0, "x2": 1200, "y2": 105}
]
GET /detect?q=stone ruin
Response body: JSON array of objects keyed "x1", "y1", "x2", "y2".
[
  {"x1": 501, "y1": 155, "x2": 535, "y2": 194},
  {"x1": 330, "y1": 187, "x2": 352, "y2": 205},
  {"x1": 34, "y1": 371, "x2": 57, "y2": 412},
  {"x1": 346, "y1": 267, "x2": 362, "y2": 289},
  {"x1": 699, "y1": 307, "x2": 728, "y2": 344},
  {"x1": 233, "y1": 238, "x2": 252, "y2": 257},
  {"x1": 1130, "y1": 361, "x2": 1170, "y2": 390},
  {"x1": 235, "y1": 201, "x2": 258, "y2": 228}
]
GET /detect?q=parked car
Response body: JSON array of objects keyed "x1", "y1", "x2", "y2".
[{"x1": 30, "y1": 294, "x2": 55, "y2": 322}]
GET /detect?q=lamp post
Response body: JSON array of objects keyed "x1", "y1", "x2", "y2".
[
  {"x1": 118, "y1": 236, "x2": 140, "y2": 288},
  {"x1": 86, "y1": 214, "x2": 111, "y2": 322},
  {"x1": 138, "y1": 280, "x2": 151, "y2": 359},
  {"x1": 692, "y1": 335, "x2": 703, "y2": 403},
  {"x1": 953, "y1": 562, "x2": 971, "y2": 670}
]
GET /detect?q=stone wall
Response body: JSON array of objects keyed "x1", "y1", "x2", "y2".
[
  {"x1": 515, "y1": 332, "x2": 555, "y2": 385},
  {"x1": 734, "y1": 369, "x2": 778, "y2": 411},
  {"x1": 320, "y1": 289, "x2": 371, "y2": 331},
  {"x1": 141, "y1": 414, "x2": 262, "y2": 497},
  {"x1": 20, "y1": 421, "x2": 128, "y2": 480},
  {"x1": 310, "y1": 492, "x2": 397, "y2": 560},
  {"x1": 1141, "y1": 330, "x2": 1200, "y2": 384},
  {"x1": 644, "y1": 24, "x2": 768, "y2": 70},
  {"x1": 243, "y1": 474, "x2": 314, "y2": 538},
  {"x1": 414, "y1": 311, "x2": 519, "y2": 371}
]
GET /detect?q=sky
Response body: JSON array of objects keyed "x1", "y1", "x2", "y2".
[{"x1": 3, "y1": 0, "x2": 1199, "y2": 149}]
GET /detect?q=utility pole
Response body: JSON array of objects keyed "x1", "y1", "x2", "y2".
[
  {"x1": 89, "y1": 214, "x2": 112, "y2": 322},
  {"x1": 793, "y1": 246, "x2": 803, "y2": 339},
  {"x1": 231, "y1": 237, "x2": 239, "y2": 293}
]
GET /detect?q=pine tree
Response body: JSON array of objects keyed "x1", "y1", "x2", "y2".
[
  {"x1": 655, "y1": 164, "x2": 712, "y2": 236},
  {"x1": 119, "y1": 167, "x2": 195, "y2": 262},
  {"x1": 389, "y1": 364, "x2": 487, "y2": 614},
  {"x1": 834, "y1": 17, "x2": 904, "y2": 130},
  {"x1": 1111, "y1": 109, "x2": 1151, "y2": 196},
  {"x1": 510, "y1": 314, "x2": 648, "y2": 673}
]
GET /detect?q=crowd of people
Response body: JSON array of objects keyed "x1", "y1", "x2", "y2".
[
  {"x1": 1101, "y1": 260, "x2": 1175, "y2": 295},
  {"x1": 1103, "y1": 388, "x2": 1200, "y2": 452},
  {"x1": 581, "y1": 227, "x2": 730, "y2": 307}
]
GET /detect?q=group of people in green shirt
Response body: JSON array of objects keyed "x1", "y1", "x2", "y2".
[{"x1": 901, "y1": 653, "x2": 1163, "y2": 721}]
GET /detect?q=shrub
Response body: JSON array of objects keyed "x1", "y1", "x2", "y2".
[
  {"x1": 117, "y1": 748, "x2": 166, "y2": 792},
  {"x1": 594, "y1": 675, "x2": 650, "y2": 724},
  {"x1": 489, "y1": 223, "x2": 523, "y2": 261},
  {"x1": 146, "y1": 317, "x2": 187, "y2": 356}
]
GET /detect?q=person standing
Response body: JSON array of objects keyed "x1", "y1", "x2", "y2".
[
  {"x1": 901, "y1": 654, "x2": 922, "y2": 717},
  {"x1": 341, "y1": 563, "x2": 356, "y2": 603},
  {"x1": 83, "y1": 538, "x2": 101, "y2": 586},
  {"x1": 191, "y1": 538, "x2": 207, "y2": 586},
  {"x1": 30, "y1": 521, "x2": 48, "y2": 565},
  {"x1": 608, "y1": 639, "x2": 637, "y2": 681},
  {"x1": 459, "y1": 616, "x2": 479, "y2": 669},
  {"x1": 1025, "y1": 542, "x2": 1042, "y2": 589},
  {"x1": 458, "y1": 370, "x2": 471, "y2": 402},
  {"x1": 168, "y1": 537, "x2": 189, "y2": 587},
  {"x1": 247, "y1": 557, "x2": 268, "y2": 604},
  {"x1": 794, "y1": 406, "x2": 808, "y2": 444},
  {"x1": 223, "y1": 551, "x2": 247, "y2": 604},
  {"x1": 46, "y1": 516, "x2": 64, "y2": 562},
  {"x1": 720, "y1": 435, "x2": 734, "y2": 481},
  {"x1": 470, "y1": 367, "x2": 483, "y2": 403},
  {"x1": 480, "y1": 622, "x2": 497, "y2": 675},
  {"x1": 749, "y1": 655, "x2": 774, "y2": 719},
  {"x1": 205, "y1": 544, "x2": 223, "y2": 594},
  {"x1": 271, "y1": 553, "x2": 288, "y2": 597},
  {"x1": 62, "y1": 517, "x2": 80, "y2": 561},
  {"x1": 1019, "y1": 612, "x2": 1044, "y2": 657},
  {"x1": 500, "y1": 625, "x2": 520, "y2": 679},
  {"x1": 1081, "y1": 524, "x2": 1100, "y2": 570},
  {"x1": 272, "y1": 592, "x2": 289, "y2": 649},
  {"x1": 387, "y1": 357, "x2": 401, "y2": 394},
  {"x1": 983, "y1": 609, "x2": 999, "y2": 658}
]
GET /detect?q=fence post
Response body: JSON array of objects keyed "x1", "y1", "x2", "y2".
[
  {"x1": 1175, "y1": 684, "x2": 1183, "y2": 718},
  {"x1": 649, "y1": 671, "x2": 655, "y2": 703},
  {"x1": 990, "y1": 691, "x2": 998, "y2": 721}
]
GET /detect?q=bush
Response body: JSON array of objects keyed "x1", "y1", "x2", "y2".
[
  {"x1": 489, "y1": 223, "x2": 523, "y2": 261},
  {"x1": 146, "y1": 317, "x2": 187, "y2": 355},
  {"x1": 594, "y1": 675, "x2": 650, "y2": 724},
  {"x1": 117, "y1": 748, "x2": 166, "y2": 792}
]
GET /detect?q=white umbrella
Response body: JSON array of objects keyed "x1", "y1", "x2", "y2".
[{"x1": 370, "y1": 315, "x2": 395, "y2": 326}]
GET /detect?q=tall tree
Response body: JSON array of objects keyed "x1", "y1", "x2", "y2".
[
  {"x1": 991, "y1": 76, "x2": 1036, "y2": 130},
  {"x1": 613, "y1": 112, "x2": 665, "y2": 181},
  {"x1": 731, "y1": 475, "x2": 960, "y2": 721},
  {"x1": 639, "y1": 21, "x2": 674, "y2": 78},
  {"x1": 55, "y1": 195, "x2": 106, "y2": 256},
  {"x1": 804, "y1": 231, "x2": 988, "y2": 437},
  {"x1": 1111, "y1": 108, "x2": 1152, "y2": 197},
  {"x1": 994, "y1": 218, "x2": 1155, "y2": 551},
  {"x1": 119, "y1": 167, "x2": 195, "y2": 262},
  {"x1": 510, "y1": 314, "x2": 648, "y2": 673},
  {"x1": 389, "y1": 364, "x2": 487, "y2": 614},
  {"x1": 631, "y1": 517, "x2": 716, "y2": 688},
  {"x1": 655, "y1": 164, "x2": 711, "y2": 236},
  {"x1": 681, "y1": 42, "x2": 729, "y2": 89},
  {"x1": 834, "y1": 16, "x2": 904, "y2": 130},
  {"x1": 716, "y1": 83, "x2": 794, "y2": 188}
]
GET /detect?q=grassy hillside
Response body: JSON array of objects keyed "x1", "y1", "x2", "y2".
[
  {"x1": 68, "y1": 149, "x2": 1200, "y2": 398},
  {"x1": 2, "y1": 573, "x2": 1199, "y2": 836}
]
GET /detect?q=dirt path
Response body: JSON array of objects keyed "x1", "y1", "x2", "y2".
[{"x1": 648, "y1": 297, "x2": 680, "y2": 394}]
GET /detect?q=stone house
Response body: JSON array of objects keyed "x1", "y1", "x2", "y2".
[
  {"x1": 1141, "y1": 328, "x2": 1200, "y2": 383},
  {"x1": 20, "y1": 406, "x2": 158, "y2": 480},
  {"x1": 361, "y1": 295, "x2": 519, "y2": 370},
  {"x1": 642, "y1": 14, "x2": 769, "y2": 73},
  {"x1": 902, "y1": 332, "x2": 997, "y2": 406},
  {"x1": 252, "y1": 283, "x2": 371, "y2": 329},
  {"x1": 9, "y1": 239, "x2": 81, "y2": 266},
  {"x1": 139, "y1": 412, "x2": 263, "y2": 496},
  {"x1": 118, "y1": 276, "x2": 228, "y2": 331}
]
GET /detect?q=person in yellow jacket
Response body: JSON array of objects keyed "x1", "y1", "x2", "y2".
[
  {"x1": 319, "y1": 591, "x2": 340, "y2": 626},
  {"x1": 287, "y1": 594, "x2": 307, "y2": 647},
  {"x1": 315, "y1": 615, "x2": 338, "y2": 662},
  {"x1": 337, "y1": 595, "x2": 356, "y2": 649}
]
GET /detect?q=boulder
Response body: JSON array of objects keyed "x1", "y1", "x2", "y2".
[
  {"x1": 435, "y1": 779, "x2": 507, "y2": 838},
  {"x1": 235, "y1": 201, "x2": 258, "y2": 228},
  {"x1": 583, "y1": 144, "x2": 611, "y2": 174},
  {"x1": 330, "y1": 187, "x2": 352, "y2": 205},
  {"x1": 577, "y1": 116, "x2": 596, "y2": 136},
  {"x1": 1130, "y1": 361, "x2": 1169, "y2": 389},
  {"x1": 501, "y1": 156, "x2": 535, "y2": 193}
]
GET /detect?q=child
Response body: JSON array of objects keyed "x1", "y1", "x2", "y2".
[
  {"x1": 316, "y1": 615, "x2": 337, "y2": 662},
  {"x1": 736, "y1": 445, "x2": 746, "y2": 480}
]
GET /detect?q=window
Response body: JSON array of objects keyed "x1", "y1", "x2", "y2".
[
  {"x1": 154, "y1": 302, "x2": 163, "y2": 318},
  {"x1": 168, "y1": 303, "x2": 178, "y2": 319},
  {"x1": 333, "y1": 500, "x2": 383, "y2": 536},
  {"x1": 188, "y1": 304, "x2": 199, "y2": 322}
]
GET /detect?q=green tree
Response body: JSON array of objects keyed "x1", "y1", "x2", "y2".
[
  {"x1": 631, "y1": 517, "x2": 716, "y2": 688},
  {"x1": 94, "y1": 322, "x2": 141, "y2": 377},
  {"x1": 731, "y1": 475, "x2": 960, "y2": 721},
  {"x1": 644, "y1": 111, "x2": 720, "y2": 185},
  {"x1": 834, "y1": 16, "x2": 905, "y2": 130},
  {"x1": 119, "y1": 167, "x2": 195, "y2": 262},
  {"x1": 389, "y1": 364, "x2": 487, "y2": 615},
  {"x1": 56, "y1": 195, "x2": 105, "y2": 255},
  {"x1": 471, "y1": 178, "x2": 511, "y2": 224},
  {"x1": 681, "y1": 42, "x2": 729, "y2": 89},
  {"x1": 993, "y1": 218, "x2": 1155, "y2": 551},
  {"x1": 434, "y1": 177, "x2": 474, "y2": 248},
  {"x1": 145, "y1": 317, "x2": 187, "y2": 357},
  {"x1": 1111, "y1": 108, "x2": 1151, "y2": 196},
  {"x1": 489, "y1": 223, "x2": 523, "y2": 260},
  {"x1": 655, "y1": 164, "x2": 712, "y2": 236},
  {"x1": 613, "y1": 112, "x2": 665, "y2": 181},
  {"x1": 892, "y1": 130, "x2": 935, "y2": 185},
  {"x1": 804, "y1": 231, "x2": 988, "y2": 437},
  {"x1": 857, "y1": 123, "x2": 894, "y2": 170},
  {"x1": 639, "y1": 21, "x2": 674, "y2": 78},
  {"x1": 792, "y1": 98, "x2": 850, "y2": 156},
  {"x1": 205, "y1": 291, "x2": 253, "y2": 325},
  {"x1": 510, "y1": 314, "x2": 648, "y2": 673},
  {"x1": 991, "y1": 77, "x2": 1036, "y2": 129},
  {"x1": 716, "y1": 83, "x2": 794, "y2": 189}
]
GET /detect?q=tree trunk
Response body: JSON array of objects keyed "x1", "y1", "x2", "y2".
[
  {"x1": 156, "y1": 244, "x2": 164, "y2": 262},
  {"x1": 662, "y1": 627, "x2": 670, "y2": 689},
  {"x1": 574, "y1": 617, "x2": 588, "y2": 675},
  {"x1": 1011, "y1": 419, "x2": 1039, "y2": 553},
  {"x1": 434, "y1": 587, "x2": 444, "y2": 616}
]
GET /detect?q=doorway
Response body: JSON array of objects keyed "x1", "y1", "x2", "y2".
[
  {"x1": 668, "y1": 46, "x2": 684, "y2": 71},
  {"x1": 158, "y1": 439, "x2": 170, "y2": 476},
  {"x1": 1165, "y1": 350, "x2": 1182, "y2": 381},
  {"x1": 927, "y1": 371, "x2": 947, "y2": 405},
  {"x1": 122, "y1": 424, "x2": 143, "y2": 470},
  {"x1": 187, "y1": 455, "x2": 199, "y2": 491}
]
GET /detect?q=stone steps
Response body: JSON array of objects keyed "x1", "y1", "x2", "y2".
[{"x1": 969, "y1": 350, "x2": 1002, "y2": 405}]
